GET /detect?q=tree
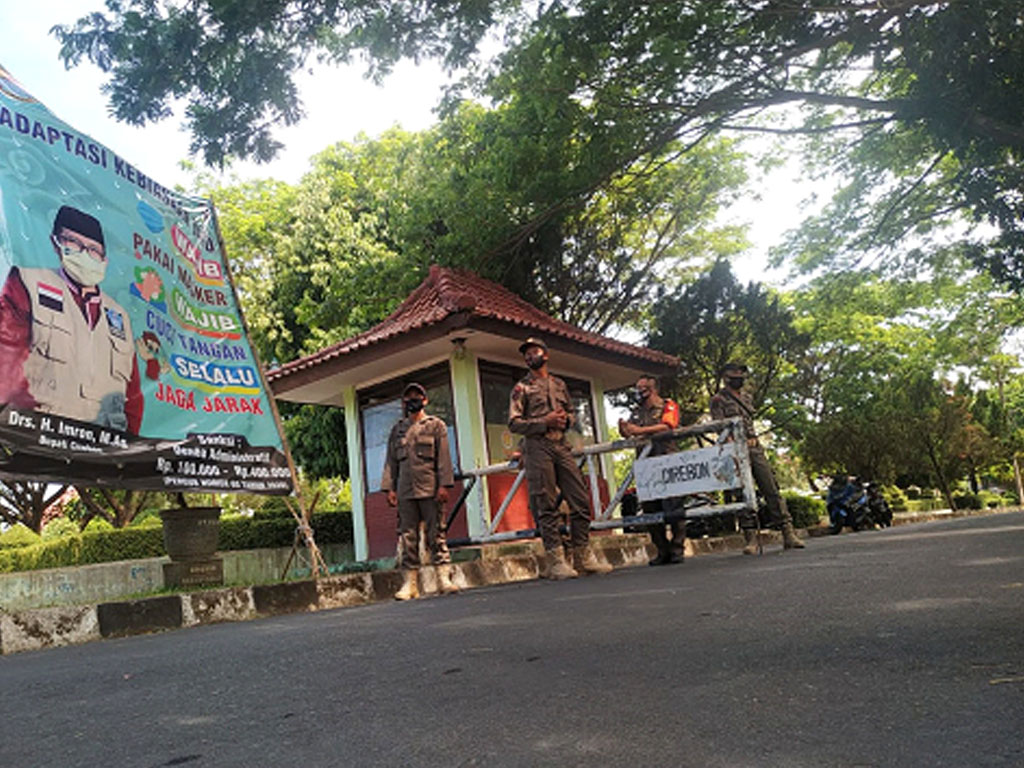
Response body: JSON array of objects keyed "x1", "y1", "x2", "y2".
[
  {"x1": 281, "y1": 404, "x2": 349, "y2": 481},
  {"x1": 779, "y1": 258, "x2": 1019, "y2": 494},
  {"x1": 211, "y1": 117, "x2": 747, "y2": 356},
  {"x1": 52, "y1": 0, "x2": 517, "y2": 165},
  {"x1": 967, "y1": 354, "x2": 1024, "y2": 499},
  {"x1": 647, "y1": 259, "x2": 809, "y2": 419},
  {"x1": 73, "y1": 488, "x2": 162, "y2": 529},
  {"x1": 895, "y1": 372, "x2": 980, "y2": 511},
  {"x1": 0, "y1": 481, "x2": 69, "y2": 534},
  {"x1": 54, "y1": 2, "x2": 1024, "y2": 286},
  {"x1": 400, "y1": 107, "x2": 749, "y2": 332},
  {"x1": 208, "y1": 176, "x2": 300, "y2": 365}
]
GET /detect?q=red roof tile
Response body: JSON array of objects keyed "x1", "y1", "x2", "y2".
[{"x1": 268, "y1": 265, "x2": 678, "y2": 381}]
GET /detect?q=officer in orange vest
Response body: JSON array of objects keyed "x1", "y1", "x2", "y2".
[{"x1": 619, "y1": 374, "x2": 686, "y2": 565}]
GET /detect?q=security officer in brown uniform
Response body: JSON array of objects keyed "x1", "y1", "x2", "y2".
[
  {"x1": 708, "y1": 362, "x2": 805, "y2": 554},
  {"x1": 618, "y1": 374, "x2": 686, "y2": 565},
  {"x1": 381, "y1": 382, "x2": 458, "y2": 599},
  {"x1": 509, "y1": 337, "x2": 612, "y2": 579}
]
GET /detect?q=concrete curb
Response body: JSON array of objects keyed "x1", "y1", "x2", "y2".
[{"x1": 0, "y1": 507, "x2": 1014, "y2": 655}]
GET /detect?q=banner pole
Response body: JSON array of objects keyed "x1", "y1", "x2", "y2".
[{"x1": 207, "y1": 201, "x2": 329, "y2": 579}]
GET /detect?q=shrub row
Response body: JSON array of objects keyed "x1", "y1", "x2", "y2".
[
  {"x1": 952, "y1": 492, "x2": 983, "y2": 510},
  {"x1": 0, "y1": 510, "x2": 353, "y2": 574},
  {"x1": 882, "y1": 485, "x2": 908, "y2": 512},
  {"x1": 218, "y1": 510, "x2": 353, "y2": 551},
  {"x1": 782, "y1": 492, "x2": 825, "y2": 528}
]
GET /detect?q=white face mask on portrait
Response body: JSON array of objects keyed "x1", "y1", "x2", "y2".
[{"x1": 58, "y1": 242, "x2": 107, "y2": 287}]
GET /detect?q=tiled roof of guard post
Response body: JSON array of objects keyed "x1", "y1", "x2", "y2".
[{"x1": 266, "y1": 264, "x2": 679, "y2": 381}]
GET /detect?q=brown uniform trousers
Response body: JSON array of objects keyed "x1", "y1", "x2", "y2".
[
  {"x1": 509, "y1": 372, "x2": 592, "y2": 551},
  {"x1": 630, "y1": 399, "x2": 685, "y2": 559},
  {"x1": 380, "y1": 414, "x2": 454, "y2": 569},
  {"x1": 709, "y1": 387, "x2": 793, "y2": 531}
]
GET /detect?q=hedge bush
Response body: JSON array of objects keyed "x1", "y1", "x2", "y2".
[
  {"x1": 0, "y1": 509, "x2": 353, "y2": 574},
  {"x1": 782, "y1": 492, "x2": 825, "y2": 528},
  {"x1": 0, "y1": 523, "x2": 41, "y2": 549},
  {"x1": 906, "y1": 498, "x2": 945, "y2": 512},
  {"x1": 42, "y1": 517, "x2": 81, "y2": 540},
  {"x1": 218, "y1": 510, "x2": 353, "y2": 550},
  {"x1": 883, "y1": 485, "x2": 909, "y2": 512},
  {"x1": 978, "y1": 491, "x2": 1003, "y2": 508},
  {"x1": 952, "y1": 492, "x2": 983, "y2": 510}
]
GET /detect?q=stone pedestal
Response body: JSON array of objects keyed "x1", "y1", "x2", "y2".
[
  {"x1": 163, "y1": 558, "x2": 224, "y2": 588},
  {"x1": 160, "y1": 507, "x2": 223, "y2": 588},
  {"x1": 160, "y1": 507, "x2": 221, "y2": 561}
]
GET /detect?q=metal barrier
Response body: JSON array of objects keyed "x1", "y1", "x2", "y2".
[{"x1": 445, "y1": 417, "x2": 757, "y2": 548}]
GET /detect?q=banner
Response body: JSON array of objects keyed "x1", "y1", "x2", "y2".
[{"x1": 0, "y1": 65, "x2": 292, "y2": 494}]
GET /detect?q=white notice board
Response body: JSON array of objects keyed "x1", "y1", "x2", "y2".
[{"x1": 634, "y1": 444, "x2": 741, "y2": 503}]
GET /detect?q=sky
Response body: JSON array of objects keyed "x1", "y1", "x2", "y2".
[{"x1": 0, "y1": 0, "x2": 817, "y2": 285}]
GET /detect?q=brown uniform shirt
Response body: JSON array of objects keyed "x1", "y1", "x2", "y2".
[
  {"x1": 380, "y1": 414, "x2": 454, "y2": 500},
  {"x1": 629, "y1": 397, "x2": 681, "y2": 457},
  {"x1": 508, "y1": 371, "x2": 574, "y2": 441},
  {"x1": 709, "y1": 386, "x2": 758, "y2": 446}
]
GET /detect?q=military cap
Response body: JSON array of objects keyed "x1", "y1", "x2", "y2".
[
  {"x1": 518, "y1": 336, "x2": 548, "y2": 354},
  {"x1": 721, "y1": 361, "x2": 749, "y2": 375},
  {"x1": 402, "y1": 382, "x2": 427, "y2": 397}
]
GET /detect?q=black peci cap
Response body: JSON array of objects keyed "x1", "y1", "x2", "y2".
[{"x1": 52, "y1": 206, "x2": 104, "y2": 246}]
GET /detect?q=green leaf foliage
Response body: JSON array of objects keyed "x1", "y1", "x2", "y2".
[
  {"x1": 41, "y1": 517, "x2": 81, "y2": 540},
  {"x1": 56, "y1": 2, "x2": 1024, "y2": 287},
  {"x1": 0, "y1": 523, "x2": 41, "y2": 549},
  {"x1": 781, "y1": 491, "x2": 824, "y2": 529},
  {"x1": 647, "y1": 259, "x2": 809, "y2": 416},
  {"x1": 0, "y1": 511, "x2": 352, "y2": 573}
]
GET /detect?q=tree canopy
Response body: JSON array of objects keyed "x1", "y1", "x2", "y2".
[
  {"x1": 55, "y1": 1, "x2": 1024, "y2": 285},
  {"x1": 647, "y1": 259, "x2": 809, "y2": 417},
  {"x1": 209, "y1": 116, "x2": 747, "y2": 363}
]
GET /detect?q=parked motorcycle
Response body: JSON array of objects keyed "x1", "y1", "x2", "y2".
[
  {"x1": 865, "y1": 482, "x2": 893, "y2": 528},
  {"x1": 826, "y1": 477, "x2": 870, "y2": 534}
]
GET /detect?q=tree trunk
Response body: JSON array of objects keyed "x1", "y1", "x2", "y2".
[
  {"x1": 1014, "y1": 453, "x2": 1024, "y2": 507},
  {"x1": 925, "y1": 439, "x2": 956, "y2": 511}
]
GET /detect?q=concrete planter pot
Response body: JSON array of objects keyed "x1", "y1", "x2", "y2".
[{"x1": 159, "y1": 507, "x2": 221, "y2": 562}]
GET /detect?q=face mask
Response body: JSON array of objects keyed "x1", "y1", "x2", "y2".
[
  {"x1": 525, "y1": 353, "x2": 545, "y2": 370},
  {"x1": 60, "y1": 244, "x2": 107, "y2": 286},
  {"x1": 634, "y1": 389, "x2": 649, "y2": 404},
  {"x1": 725, "y1": 376, "x2": 745, "y2": 390},
  {"x1": 404, "y1": 398, "x2": 424, "y2": 414}
]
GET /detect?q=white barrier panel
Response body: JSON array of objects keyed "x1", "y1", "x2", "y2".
[{"x1": 634, "y1": 443, "x2": 741, "y2": 502}]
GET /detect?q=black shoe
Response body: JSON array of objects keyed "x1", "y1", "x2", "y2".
[
  {"x1": 665, "y1": 552, "x2": 684, "y2": 565},
  {"x1": 648, "y1": 552, "x2": 671, "y2": 566}
]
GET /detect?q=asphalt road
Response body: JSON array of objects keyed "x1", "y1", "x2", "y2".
[{"x1": 2, "y1": 511, "x2": 1022, "y2": 768}]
